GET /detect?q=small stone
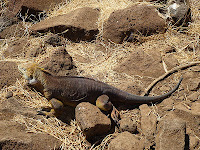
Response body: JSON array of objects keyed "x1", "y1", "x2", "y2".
[
  {"x1": 163, "y1": 46, "x2": 176, "y2": 53},
  {"x1": 174, "y1": 103, "x2": 200, "y2": 137},
  {"x1": 119, "y1": 117, "x2": 137, "y2": 133},
  {"x1": 139, "y1": 104, "x2": 157, "y2": 142},
  {"x1": 187, "y1": 78, "x2": 200, "y2": 91},
  {"x1": 191, "y1": 102, "x2": 200, "y2": 114},
  {"x1": 190, "y1": 135, "x2": 199, "y2": 150},
  {"x1": 167, "y1": 1, "x2": 191, "y2": 26},
  {"x1": 187, "y1": 92, "x2": 200, "y2": 102},
  {"x1": 155, "y1": 118, "x2": 186, "y2": 150},
  {"x1": 108, "y1": 131, "x2": 144, "y2": 150},
  {"x1": 44, "y1": 34, "x2": 66, "y2": 47},
  {"x1": 163, "y1": 53, "x2": 179, "y2": 70},
  {"x1": 75, "y1": 102, "x2": 111, "y2": 138},
  {"x1": 160, "y1": 98, "x2": 174, "y2": 111},
  {"x1": 5, "y1": 91, "x2": 13, "y2": 99},
  {"x1": 26, "y1": 46, "x2": 45, "y2": 58}
]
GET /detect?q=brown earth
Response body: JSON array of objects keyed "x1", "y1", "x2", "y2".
[{"x1": 0, "y1": 0, "x2": 200, "y2": 149}]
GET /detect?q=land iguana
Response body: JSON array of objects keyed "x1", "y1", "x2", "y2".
[{"x1": 18, "y1": 63, "x2": 183, "y2": 123}]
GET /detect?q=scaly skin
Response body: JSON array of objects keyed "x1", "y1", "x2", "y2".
[{"x1": 18, "y1": 63, "x2": 183, "y2": 123}]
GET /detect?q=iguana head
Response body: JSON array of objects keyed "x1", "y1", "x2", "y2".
[{"x1": 18, "y1": 63, "x2": 42, "y2": 85}]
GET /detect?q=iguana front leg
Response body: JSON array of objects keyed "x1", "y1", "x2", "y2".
[
  {"x1": 43, "y1": 88, "x2": 52, "y2": 100},
  {"x1": 96, "y1": 95, "x2": 120, "y2": 125},
  {"x1": 38, "y1": 98, "x2": 64, "y2": 117}
]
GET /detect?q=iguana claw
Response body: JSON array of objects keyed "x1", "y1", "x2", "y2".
[{"x1": 111, "y1": 106, "x2": 120, "y2": 126}]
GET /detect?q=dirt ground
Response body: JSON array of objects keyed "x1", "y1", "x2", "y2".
[{"x1": 0, "y1": 0, "x2": 200, "y2": 149}]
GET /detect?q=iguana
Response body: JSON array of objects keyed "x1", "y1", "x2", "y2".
[{"x1": 18, "y1": 63, "x2": 183, "y2": 123}]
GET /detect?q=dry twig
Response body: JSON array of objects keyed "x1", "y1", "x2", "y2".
[{"x1": 143, "y1": 61, "x2": 200, "y2": 96}]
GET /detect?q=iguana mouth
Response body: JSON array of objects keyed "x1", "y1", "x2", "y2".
[
  {"x1": 28, "y1": 78, "x2": 38, "y2": 84},
  {"x1": 18, "y1": 64, "x2": 38, "y2": 84}
]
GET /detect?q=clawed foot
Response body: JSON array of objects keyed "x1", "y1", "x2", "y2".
[
  {"x1": 37, "y1": 108, "x2": 55, "y2": 118},
  {"x1": 111, "y1": 106, "x2": 120, "y2": 126},
  {"x1": 40, "y1": 106, "x2": 52, "y2": 112}
]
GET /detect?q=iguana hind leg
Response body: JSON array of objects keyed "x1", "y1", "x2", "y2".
[
  {"x1": 96, "y1": 95, "x2": 120, "y2": 125},
  {"x1": 37, "y1": 98, "x2": 64, "y2": 117},
  {"x1": 96, "y1": 95, "x2": 112, "y2": 111},
  {"x1": 111, "y1": 106, "x2": 120, "y2": 126}
]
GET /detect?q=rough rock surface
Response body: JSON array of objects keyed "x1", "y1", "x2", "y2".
[
  {"x1": 0, "y1": 16, "x2": 16, "y2": 32},
  {"x1": 108, "y1": 131, "x2": 144, "y2": 150},
  {"x1": 167, "y1": 1, "x2": 191, "y2": 26},
  {"x1": 0, "y1": 22, "x2": 27, "y2": 39},
  {"x1": 174, "y1": 102, "x2": 200, "y2": 137},
  {"x1": 0, "y1": 1, "x2": 198, "y2": 149},
  {"x1": 44, "y1": 34, "x2": 66, "y2": 47},
  {"x1": 119, "y1": 117, "x2": 137, "y2": 133},
  {"x1": 0, "y1": 121, "x2": 61, "y2": 150},
  {"x1": 155, "y1": 118, "x2": 186, "y2": 150},
  {"x1": 114, "y1": 48, "x2": 164, "y2": 78},
  {"x1": 163, "y1": 53, "x2": 179, "y2": 70},
  {"x1": 75, "y1": 102, "x2": 111, "y2": 138},
  {"x1": 38, "y1": 46, "x2": 77, "y2": 76},
  {"x1": 139, "y1": 104, "x2": 157, "y2": 142},
  {"x1": 0, "y1": 97, "x2": 61, "y2": 150},
  {"x1": 190, "y1": 135, "x2": 200, "y2": 150},
  {"x1": 159, "y1": 98, "x2": 174, "y2": 111},
  {"x1": 6, "y1": 0, "x2": 64, "y2": 19},
  {"x1": 0, "y1": 61, "x2": 21, "y2": 89},
  {"x1": 103, "y1": 4, "x2": 166, "y2": 43},
  {"x1": 5, "y1": 91, "x2": 14, "y2": 99},
  {"x1": 187, "y1": 78, "x2": 200, "y2": 91},
  {"x1": 0, "y1": 97, "x2": 36, "y2": 117},
  {"x1": 31, "y1": 7, "x2": 100, "y2": 42},
  {"x1": 187, "y1": 92, "x2": 199, "y2": 102},
  {"x1": 25, "y1": 44, "x2": 46, "y2": 58},
  {"x1": 2, "y1": 37, "x2": 46, "y2": 59},
  {"x1": 2, "y1": 38, "x2": 29, "y2": 58}
]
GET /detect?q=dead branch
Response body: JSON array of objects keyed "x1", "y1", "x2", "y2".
[{"x1": 143, "y1": 61, "x2": 200, "y2": 96}]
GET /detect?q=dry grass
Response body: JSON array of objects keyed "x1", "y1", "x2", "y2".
[
  {"x1": 14, "y1": 114, "x2": 90, "y2": 149},
  {"x1": 0, "y1": 0, "x2": 200, "y2": 149}
]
